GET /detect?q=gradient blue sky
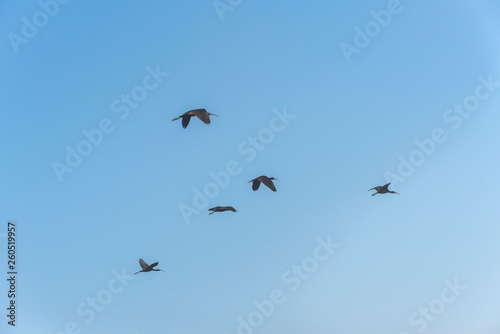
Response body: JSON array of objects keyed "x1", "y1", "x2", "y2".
[{"x1": 2, "y1": 1, "x2": 500, "y2": 333}]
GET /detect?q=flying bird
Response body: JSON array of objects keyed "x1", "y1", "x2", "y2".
[
  {"x1": 249, "y1": 176, "x2": 279, "y2": 192},
  {"x1": 172, "y1": 109, "x2": 219, "y2": 128},
  {"x1": 208, "y1": 206, "x2": 237, "y2": 215},
  {"x1": 134, "y1": 258, "x2": 165, "y2": 275},
  {"x1": 369, "y1": 182, "x2": 399, "y2": 196}
]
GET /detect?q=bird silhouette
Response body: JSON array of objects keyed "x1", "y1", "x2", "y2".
[
  {"x1": 172, "y1": 109, "x2": 219, "y2": 128},
  {"x1": 134, "y1": 258, "x2": 165, "y2": 275},
  {"x1": 249, "y1": 176, "x2": 279, "y2": 192},
  {"x1": 208, "y1": 206, "x2": 237, "y2": 215},
  {"x1": 369, "y1": 182, "x2": 399, "y2": 196}
]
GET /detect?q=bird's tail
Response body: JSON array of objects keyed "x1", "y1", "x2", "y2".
[{"x1": 209, "y1": 212, "x2": 214, "y2": 215}]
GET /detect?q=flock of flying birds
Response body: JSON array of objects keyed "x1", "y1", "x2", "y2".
[{"x1": 133, "y1": 108, "x2": 400, "y2": 275}]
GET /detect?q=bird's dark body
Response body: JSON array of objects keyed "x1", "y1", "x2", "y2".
[
  {"x1": 134, "y1": 258, "x2": 164, "y2": 275},
  {"x1": 369, "y1": 182, "x2": 399, "y2": 196},
  {"x1": 144, "y1": 262, "x2": 159, "y2": 272},
  {"x1": 172, "y1": 108, "x2": 219, "y2": 128},
  {"x1": 249, "y1": 175, "x2": 279, "y2": 192},
  {"x1": 208, "y1": 206, "x2": 237, "y2": 214}
]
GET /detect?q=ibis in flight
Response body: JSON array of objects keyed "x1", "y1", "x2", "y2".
[
  {"x1": 249, "y1": 176, "x2": 279, "y2": 192},
  {"x1": 172, "y1": 109, "x2": 219, "y2": 128},
  {"x1": 208, "y1": 206, "x2": 237, "y2": 215},
  {"x1": 134, "y1": 258, "x2": 165, "y2": 275},
  {"x1": 369, "y1": 182, "x2": 399, "y2": 196}
]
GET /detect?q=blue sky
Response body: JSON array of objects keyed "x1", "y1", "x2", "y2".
[{"x1": 1, "y1": 0, "x2": 500, "y2": 333}]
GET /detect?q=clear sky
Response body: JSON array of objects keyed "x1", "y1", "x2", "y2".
[{"x1": 1, "y1": 0, "x2": 500, "y2": 333}]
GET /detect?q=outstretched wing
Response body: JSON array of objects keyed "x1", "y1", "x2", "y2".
[
  {"x1": 192, "y1": 109, "x2": 210, "y2": 124},
  {"x1": 252, "y1": 179, "x2": 261, "y2": 191},
  {"x1": 369, "y1": 186, "x2": 382, "y2": 192},
  {"x1": 139, "y1": 258, "x2": 149, "y2": 270},
  {"x1": 182, "y1": 115, "x2": 192, "y2": 128},
  {"x1": 381, "y1": 182, "x2": 391, "y2": 191},
  {"x1": 261, "y1": 177, "x2": 277, "y2": 192},
  {"x1": 148, "y1": 262, "x2": 159, "y2": 270}
]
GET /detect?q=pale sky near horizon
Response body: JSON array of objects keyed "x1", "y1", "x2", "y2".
[{"x1": 1, "y1": 1, "x2": 500, "y2": 334}]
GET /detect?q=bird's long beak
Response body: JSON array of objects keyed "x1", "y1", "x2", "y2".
[
  {"x1": 172, "y1": 116, "x2": 181, "y2": 121},
  {"x1": 274, "y1": 178, "x2": 280, "y2": 181},
  {"x1": 209, "y1": 113, "x2": 219, "y2": 117}
]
